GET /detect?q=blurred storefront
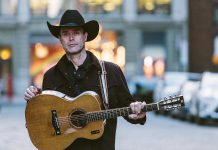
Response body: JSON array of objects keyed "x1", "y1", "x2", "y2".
[
  {"x1": 0, "y1": 47, "x2": 13, "y2": 100},
  {"x1": 0, "y1": 0, "x2": 188, "y2": 97}
]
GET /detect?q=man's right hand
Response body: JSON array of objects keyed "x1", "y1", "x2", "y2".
[{"x1": 24, "y1": 86, "x2": 41, "y2": 101}]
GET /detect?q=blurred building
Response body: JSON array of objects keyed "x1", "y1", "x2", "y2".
[
  {"x1": 0, "y1": 0, "x2": 188, "y2": 96},
  {"x1": 189, "y1": 0, "x2": 218, "y2": 72}
]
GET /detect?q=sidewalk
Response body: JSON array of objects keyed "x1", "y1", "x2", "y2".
[
  {"x1": 0, "y1": 95, "x2": 26, "y2": 106},
  {"x1": 0, "y1": 97, "x2": 36, "y2": 150}
]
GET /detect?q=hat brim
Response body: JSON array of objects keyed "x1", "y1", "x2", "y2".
[{"x1": 47, "y1": 20, "x2": 99, "y2": 42}]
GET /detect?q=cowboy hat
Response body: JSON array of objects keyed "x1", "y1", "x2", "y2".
[{"x1": 47, "y1": 10, "x2": 99, "y2": 41}]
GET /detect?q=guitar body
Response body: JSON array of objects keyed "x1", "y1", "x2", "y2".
[{"x1": 25, "y1": 91, "x2": 104, "y2": 150}]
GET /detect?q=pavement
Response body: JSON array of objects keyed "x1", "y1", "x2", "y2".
[{"x1": 0, "y1": 97, "x2": 218, "y2": 150}]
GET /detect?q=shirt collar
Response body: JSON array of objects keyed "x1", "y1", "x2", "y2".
[
  {"x1": 86, "y1": 50, "x2": 101, "y2": 70},
  {"x1": 57, "y1": 50, "x2": 101, "y2": 75}
]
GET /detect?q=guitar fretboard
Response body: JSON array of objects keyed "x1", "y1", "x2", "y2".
[{"x1": 86, "y1": 103, "x2": 159, "y2": 122}]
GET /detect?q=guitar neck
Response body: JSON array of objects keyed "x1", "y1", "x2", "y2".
[{"x1": 86, "y1": 103, "x2": 159, "y2": 122}]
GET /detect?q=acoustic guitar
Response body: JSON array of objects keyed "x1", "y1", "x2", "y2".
[{"x1": 25, "y1": 90, "x2": 184, "y2": 150}]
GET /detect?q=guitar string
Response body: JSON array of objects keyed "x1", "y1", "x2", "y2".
[
  {"x1": 29, "y1": 104, "x2": 164, "y2": 125},
  {"x1": 57, "y1": 102, "x2": 178, "y2": 123},
  {"x1": 28, "y1": 104, "x2": 162, "y2": 125},
  {"x1": 58, "y1": 108, "x2": 131, "y2": 120},
  {"x1": 58, "y1": 111, "x2": 126, "y2": 122},
  {"x1": 27, "y1": 110, "x2": 128, "y2": 125},
  {"x1": 57, "y1": 109, "x2": 131, "y2": 125},
  {"x1": 27, "y1": 102, "x2": 180, "y2": 125},
  {"x1": 57, "y1": 113, "x2": 121, "y2": 125},
  {"x1": 57, "y1": 104, "x2": 164, "y2": 124}
]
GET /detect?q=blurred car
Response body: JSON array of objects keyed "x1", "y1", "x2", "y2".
[
  {"x1": 153, "y1": 72, "x2": 189, "y2": 114},
  {"x1": 128, "y1": 76, "x2": 160, "y2": 103},
  {"x1": 153, "y1": 72, "x2": 188, "y2": 102},
  {"x1": 171, "y1": 79, "x2": 201, "y2": 119},
  {"x1": 188, "y1": 72, "x2": 218, "y2": 124},
  {"x1": 153, "y1": 72, "x2": 202, "y2": 115}
]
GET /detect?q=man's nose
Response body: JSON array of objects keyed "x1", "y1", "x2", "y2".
[{"x1": 69, "y1": 34, "x2": 74, "y2": 40}]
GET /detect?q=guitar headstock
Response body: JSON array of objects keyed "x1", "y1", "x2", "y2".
[{"x1": 158, "y1": 95, "x2": 184, "y2": 111}]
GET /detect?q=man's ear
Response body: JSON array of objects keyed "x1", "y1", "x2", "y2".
[{"x1": 84, "y1": 32, "x2": 88, "y2": 41}]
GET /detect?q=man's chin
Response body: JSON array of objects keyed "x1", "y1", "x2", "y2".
[{"x1": 66, "y1": 49, "x2": 83, "y2": 55}]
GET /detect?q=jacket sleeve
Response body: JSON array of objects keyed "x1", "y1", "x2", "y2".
[
  {"x1": 42, "y1": 72, "x2": 50, "y2": 90},
  {"x1": 42, "y1": 69, "x2": 55, "y2": 91},
  {"x1": 114, "y1": 64, "x2": 146, "y2": 125}
]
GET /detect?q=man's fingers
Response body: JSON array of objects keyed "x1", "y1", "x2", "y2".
[
  {"x1": 24, "y1": 86, "x2": 40, "y2": 101},
  {"x1": 24, "y1": 92, "x2": 33, "y2": 101},
  {"x1": 24, "y1": 85, "x2": 41, "y2": 102},
  {"x1": 128, "y1": 113, "x2": 146, "y2": 120},
  {"x1": 129, "y1": 114, "x2": 138, "y2": 119},
  {"x1": 30, "y1": 86, "x2": 38, "y2": 93},
  {"x1": 130, "y1": 101, "x2": 144, "y2": 114},
  {"x1": 26, "y1": 88, "x2": 36, "y2": 97},
  {"x1": 129, "y1": 101, "x2": 146, "y2": 120}
]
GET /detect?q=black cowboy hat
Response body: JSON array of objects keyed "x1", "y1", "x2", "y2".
[{"x1": 47, "y1": 10, "x2": 99, "y2": 41}]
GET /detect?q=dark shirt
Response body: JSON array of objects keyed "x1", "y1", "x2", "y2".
[
  {"x1": 65, "y1": 53, "x2": 92, "y2": 96},
  {"x1": 42, "y1": 51, "x2": 146, "y2": 150}
]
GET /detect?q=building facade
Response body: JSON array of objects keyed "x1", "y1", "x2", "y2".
[{"x1": 0, "y1": 0, "x2": 188, "y2": 96}]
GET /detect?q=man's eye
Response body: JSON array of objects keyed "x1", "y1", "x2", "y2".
[{"x1": 61, "y1": 32, "x2": 68, "y2": 35}]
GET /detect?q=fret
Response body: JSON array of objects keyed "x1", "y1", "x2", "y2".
[
  {"x1": 86, "y1": 107, "x2": 131, "y2": 122},
  {"x1": 147, "y1": 104, "x2": 153, "y2": 111},
  {"x1": 87, "y1": 103, "x2": 164, "y2": 122}
]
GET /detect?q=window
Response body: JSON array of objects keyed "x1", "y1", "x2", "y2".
[
  {"x1": 137, "y1": 0, "x2": 171, "y2": 15},
  {"x1": 30, "y1": 0, "x2": 63, "y2": 18},
  {"x1": 0, "y1": 0, "x2": 17, "y2": 16},
  {"x1": 86, "y1": 26, "x2": 125, "y2": 70},
  {"x1": 79, "y1": 0, "x2": 123, "y2": 15},
  {"x1": 30, "y1": 0, "x2": 48, "y2": 16}
]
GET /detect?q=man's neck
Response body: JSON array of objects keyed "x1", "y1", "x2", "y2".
[{"x1": 67, "y1": 49, "x2": 87, "y2": 70}]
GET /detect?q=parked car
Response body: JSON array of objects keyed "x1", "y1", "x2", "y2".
[
  {"x1": 128, "y1": 76, "x2": 160, "y2": 103},
  {"x1": 153, "y1": 72, "x2": 188, "y2": 101},
  {"x1": 153, "y1": 72, "x2": 202, "y2": 115},
  {"x1": 171, "y1": 80, "x2": 200, "y2": 119},
  {"x1": 153, "y1": 72, "x2": 189, "y2": 114},
  {"x1": 188, "y1": 72, "x2": 218, "y2": 124}
]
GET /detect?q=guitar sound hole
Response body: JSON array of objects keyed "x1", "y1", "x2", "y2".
[{"x1": 69, "y1": 109, "x2": 87, "y2": 128}]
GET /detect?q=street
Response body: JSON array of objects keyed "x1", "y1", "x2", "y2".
[{"x1": 0, "y1": 103, "x2": 217, "y2": 150}]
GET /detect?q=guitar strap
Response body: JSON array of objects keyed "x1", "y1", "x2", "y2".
[{"x1": 98, "y1": 60, "x2": 109, "y2": 109}]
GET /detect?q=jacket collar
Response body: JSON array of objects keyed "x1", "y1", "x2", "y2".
[
  {"x1": 87, "y1": 50, "x2": 101, "y2": 70},
  {"x1": 57, "y1": 50, "x2": 101, "y2": 77}
]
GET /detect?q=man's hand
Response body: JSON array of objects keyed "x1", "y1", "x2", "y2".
[
  {"x1": 24, "y1": 85, "x2": 41, "y2": 101},
  {"x1": 129, "y1": 101, "x2": 146, "y2": 120}
]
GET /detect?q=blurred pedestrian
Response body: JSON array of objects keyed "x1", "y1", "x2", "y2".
[
  {"x1": 24, "y1": 10, "x2": 146, "y2": 150},
  {"x1": 0, "y1": 76, "x2": 3, "y2": 111},
  {"x1": 6, "y1": 73, "x2": 13, "y2": 103}
]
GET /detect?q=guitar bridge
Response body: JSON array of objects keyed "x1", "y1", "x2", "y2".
[{"x1": 51, "y1": 110, "x2": 61, "y2": 135}]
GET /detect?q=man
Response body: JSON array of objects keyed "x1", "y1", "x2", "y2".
[{"x1": 24, "y1": 10, "x2": 146, "y2": 150}]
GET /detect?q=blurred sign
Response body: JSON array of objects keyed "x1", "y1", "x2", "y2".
[{"x1": 213, "y1": 36, "x2": 218, "y2": 64}]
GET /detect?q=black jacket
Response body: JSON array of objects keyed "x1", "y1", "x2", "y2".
[{"x1": 42, "y1": 51, "x2": 146, "y2": 150}]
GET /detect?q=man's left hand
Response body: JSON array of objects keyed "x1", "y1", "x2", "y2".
[{"x1": 129, "y1": 101, "x2": 146, "y2": 120}]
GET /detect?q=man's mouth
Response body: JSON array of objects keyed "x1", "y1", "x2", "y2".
[{"x1": 68, "y1": 44, "x2": 77, "y2": 47}]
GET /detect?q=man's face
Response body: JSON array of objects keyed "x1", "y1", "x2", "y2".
[{"x1": 59, "y1": 27, "x2": 88, "y2": 55}]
